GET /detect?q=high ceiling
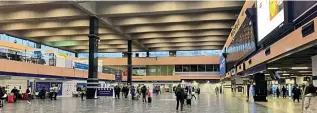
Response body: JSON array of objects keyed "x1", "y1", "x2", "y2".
[{"x1": 0, "y1": 1, "x2": 244, "y2": 53}]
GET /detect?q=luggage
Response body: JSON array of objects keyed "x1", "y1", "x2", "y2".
[
  {"x1": 8, "y1": 94, "x2": 14, "y2": 103},
  {"x1": 23, "y1": 93, "x2": 29, "y2": 100},
  {"x1": 148, "y1": 97, "x2": 152, "y2": 103},
  {"x1": 186, "y1": 99, "x2": 191, "y2": 105}
]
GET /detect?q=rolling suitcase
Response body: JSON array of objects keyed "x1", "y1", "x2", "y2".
[
  {"x1": 8, "y1": 94, "x2": 14, "y2": 103},
  {"x1": 23, "y1": 93, "x2": 29, "y2": 100},
  {"x1": 148, "y1": 97, "x2": 152, "y2": 103}
]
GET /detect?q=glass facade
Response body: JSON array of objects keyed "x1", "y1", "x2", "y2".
[
  {"x1": 0, "y1": 34, "x2": 37, "y2": 48},
  {"x1": 0, "y1": 34, "x2": 75, "y2": 57}
]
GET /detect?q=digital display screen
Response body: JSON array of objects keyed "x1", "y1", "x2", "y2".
[
  {"x1": 226, "y1": 17, "x2": 256, "y2": 70},
  {"x1": 257, "y1": 0, "x2": 284, "y2": 42}
]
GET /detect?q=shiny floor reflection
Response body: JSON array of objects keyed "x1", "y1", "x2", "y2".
[{"x1": 0, "y1": 93, "x2": 302, "y2": 113}]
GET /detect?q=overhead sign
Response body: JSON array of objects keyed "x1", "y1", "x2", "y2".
[
  {"x1": 257, "y1": 0, "x2": 285, "y2": 42},
  {"x1": 219, "y1": 55, "x2": 226, "y2": 76}
]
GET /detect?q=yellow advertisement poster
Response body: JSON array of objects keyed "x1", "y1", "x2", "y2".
[{"x1": 269, "y1": 0, "x2": 283, "y2": 20}]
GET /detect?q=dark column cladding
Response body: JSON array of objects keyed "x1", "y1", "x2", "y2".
[
  {"x1": 127, "y1": 40, "x2": 132, "y2": 85},
  {"x1": 253, "y1": 73, "x2": 267, "y2": 102},
  {"x1": 87, "y1": 16, "x2": 99, "y2": 99}
]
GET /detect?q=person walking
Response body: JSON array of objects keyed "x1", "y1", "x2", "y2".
[
  {"x1": 141, "y1": 86, "x2": 147, "y2": 103},
  {"x1": 114, "y1": 85, "x2": 120, "y2": 99},
  {"x1": 79, "y1": 86, "x2": 85, "y2": 101},
  {"x1": 186, "y1": 89, "x2": 193, "y2": 108},
  {"x1": 175, "y1": 84, "x2": 185, "y2": 111},
  {"x1": 282, "y1": 86, "x2": 287, "y2": 98},
  {"x1": 0, "y1": 86, "x2": 4, "y2": 107},
  {"x1": 131, "y1": 86, "x2": 136, "y2": 100},
  {"x1": 276, "y1": 87, "x2": 280, "y2": 98},
  {"x1": 196, "y1": 88, "x2": 200, "y2": 95},
  {"x1": 39, "y1": 87, "x2": 46, "y2": 101},
  {"x1": 292, "y1": 85, "x2": 301, "y2": 102},
  {"x1": 215, "y1": 87, "x2": 219, "y2": 96},
  {"x1": 26, "y1": 86, "x2": 31, "y2": 104},
  {"x1": 11, "y1": 87, "x2": 18, "y2": 102}
]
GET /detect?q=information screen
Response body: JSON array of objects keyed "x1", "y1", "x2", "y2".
[{"x1": 257, "y1": 0, "x2": 284, "y2": 42}]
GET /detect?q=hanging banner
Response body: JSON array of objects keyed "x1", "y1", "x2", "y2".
[
  {"x1": 115, "y1": 73, "x2": 122, "y2": 82},
  {"x1": 97, "y1": 88, "x2": 114, "y2": 96}
]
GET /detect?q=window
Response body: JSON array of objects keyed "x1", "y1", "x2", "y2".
[
  {"x1": 175, "y1": 65, "x2": 182, "y2": 72},
  {"x1": 190, "y1": 65, "x2": 198, "y2": 72},
  {"x1": 132, "y1": 52, "x2": 147, "y2": 57},
  {"x1": 214, "y1": 64, "x2": 220, "y2": 71},
  {"x1": 206, "y1": 64, "x2": 214, "y2": 71},
  {"x1": 182, "y1": 65, "x2": 190, "y2": 72},
  {"x1": 149, "y1": 51, "x2": 169, "y2": 57},
  {"x1": 198, "y1": 65, "x2": 206, "y2": 72}
]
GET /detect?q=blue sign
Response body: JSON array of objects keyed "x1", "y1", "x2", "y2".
[
  {"x1": 115, "y1": 74, "x2": 122, "y2": 82},
  {"x1": 51, "y1": 82, "x2": 63, "y2": 96},
  {"x1": 219, "y1": 55, "x2": 226, "y2": 76},
  {"x1": 97, "y1": 88, "x2": 114, "y2": 96},
  {"x1": 35, "y1": 82, "x2": 50, "y2": 92},
  {"x1": 74, "y1": 62, "x2": 88, "y2": 70}
]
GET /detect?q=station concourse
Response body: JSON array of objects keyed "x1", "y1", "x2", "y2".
[{"x1": 0, "y1": 1, "x2": 316, "y2": 113}]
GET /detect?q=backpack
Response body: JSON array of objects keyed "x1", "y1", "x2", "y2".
[{"x1": 176, "y1": 88, "x2": 182, "y2": 97}]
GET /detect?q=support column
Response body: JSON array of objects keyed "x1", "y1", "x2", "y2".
[
  {"x1": 312, "y1": 55, "x2": 317, "y2": 87},
  {"x1": 253, "y1": 73, "x2": 267, "y2": 102},
  {"x1": 86, "y1": 16, "x2": 99, "y2": 99},
  {"x1": 127, "y1": 40, "x2": 132, "y2": 85}
]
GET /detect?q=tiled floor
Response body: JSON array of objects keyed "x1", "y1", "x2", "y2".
[{"x1": 0, "y1": 93, "x2": 302, "y2": 113}]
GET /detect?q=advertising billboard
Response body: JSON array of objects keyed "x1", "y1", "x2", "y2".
[
  {"x1": 219, "y1": 55, "x2": 226, "y2": 76},
  {"x1": 257, "y1": 0, "x2": 285, "y2": 43}
]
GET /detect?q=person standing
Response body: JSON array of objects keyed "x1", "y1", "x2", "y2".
[
  {"x1": 282, "y1": 86, "x2": 287, "y2": 98},
  {"x1": 196, "y1": 88, "x2": 200, "y2": 95},
  {"x1": 141, "y1": 86, "x2": 147, "y2": 103},
  {"x1": 276, "y1": 87, "x2": 280, "y2": 98},
  {"x1": 175, "y1": 84, "x2": 185, "y2": 111}
]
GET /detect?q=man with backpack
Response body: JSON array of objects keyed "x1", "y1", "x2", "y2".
[{"x1": 175, "y1": 84, "x2": 185, "y2": 111}]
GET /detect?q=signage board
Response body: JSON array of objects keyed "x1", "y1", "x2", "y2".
[
  {"x1": 97, "y1": 88, "x2": 114, "y2": 96},
  {"x1": 74, "y1": 62, "x2": 88, "y2": 70},
  {"x1": 35, "y1": 82, "x2": 50, "y2": 92}
]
